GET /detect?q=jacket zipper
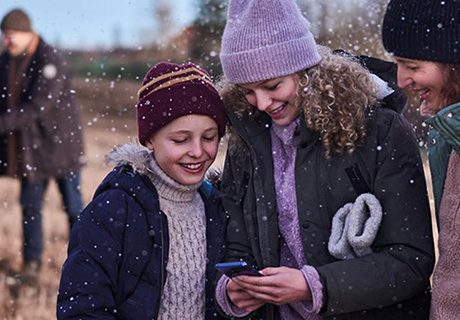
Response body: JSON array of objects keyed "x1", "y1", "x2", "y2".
[
  {"x1": 153, "y1": 211, "x2": 167, "y2": 319},
  {"x1": 159, "y1": 210, "x2": 166, "y2": 305}
]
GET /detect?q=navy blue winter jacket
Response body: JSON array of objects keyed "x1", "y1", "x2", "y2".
[{"x1": 57, "y1": 164, "x2": 226, "y2": 319}]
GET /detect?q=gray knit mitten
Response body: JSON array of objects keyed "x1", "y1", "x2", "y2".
[
  {"x1": 328, "y1": 203, "x2": 355, "y2": 260},
  {"x1": 328, "y1": 193, "x2": 383, "y2": 260}
]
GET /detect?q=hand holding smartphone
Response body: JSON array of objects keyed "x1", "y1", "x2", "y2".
[{"x1": 215, "y1": 261, "x2": 262, "y2": 278}]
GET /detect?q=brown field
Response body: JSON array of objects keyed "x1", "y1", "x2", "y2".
[
  {"x1": 0, "y1": 112, "x2": 138, "y2": 319},
  {"x1": 0, "y1": 110, "x2": 437, "y2": 319}
]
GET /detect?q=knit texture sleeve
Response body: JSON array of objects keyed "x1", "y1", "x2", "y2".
[
  {"x1": 293, "y1": 265, "x2": 323, "y2": 314},
  {"x1": 216, "y1": 275, "x2": 251, "y2": 318}
]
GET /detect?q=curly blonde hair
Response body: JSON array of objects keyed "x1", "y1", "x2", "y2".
[{"x1": 218, "y1": 46, "x2": 378, "y2": 159}]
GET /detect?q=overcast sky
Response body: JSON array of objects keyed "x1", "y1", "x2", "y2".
[{"x1": 0, "y1": 0, "x2": 196, "y2": 50}]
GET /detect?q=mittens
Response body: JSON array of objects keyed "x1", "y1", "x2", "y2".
[{"x1": 328, "y1": 193, "x2": 383, "y2": 260}]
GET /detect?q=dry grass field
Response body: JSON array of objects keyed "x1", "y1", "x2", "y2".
[
  {"x1": 0, "y1": 106, "x2": 230, "y2": 319},
  {"x1": 0, "y1": 113, "x2": 138, "y2": 319},
  {"x1": 0, "y1": 110, "x2": 436, "y2": 319}
]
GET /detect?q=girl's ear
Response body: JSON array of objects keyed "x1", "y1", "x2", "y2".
[{"x1": 145, "y1": 139, "x2": 154, "y2": 151}]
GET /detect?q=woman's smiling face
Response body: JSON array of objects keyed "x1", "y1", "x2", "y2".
[
  {"x1": 395, "y1": 57, "x2": 447, "y2": 114},
  {"x1": 238, "y1": 75, "x2": 300, "y2": 126}
]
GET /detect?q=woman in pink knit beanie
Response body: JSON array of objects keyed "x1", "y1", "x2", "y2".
[{"x1": 215, "y1": 0, "x2": 435, "y2": 319}]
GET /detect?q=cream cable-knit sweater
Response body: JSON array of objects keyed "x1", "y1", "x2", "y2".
[{"x1": 146, "y1": 155, "x2": 207, "y2": 320}]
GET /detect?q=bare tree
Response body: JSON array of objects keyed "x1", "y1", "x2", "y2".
[
  {"x1": 297, "y1": 0, "x2": 330, "y2": 39},
  {"x1": 190, "y1": 0, "x2": 228, "y2": 76},
  {"x1": 153, "y1": 0, "x2": 174, "y2": 46},
  {"x1": 298, "y1": 0, "x2": 389, "y2": 57}
]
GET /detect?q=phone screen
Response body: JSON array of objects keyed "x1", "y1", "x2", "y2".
[{"x1": 215, "y1": 261, "x2": 262, "y2": 278}]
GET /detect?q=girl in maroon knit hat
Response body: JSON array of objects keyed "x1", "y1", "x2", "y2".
[{"x1": 57, "y1": 62, "x2": 227, "y2": 320}]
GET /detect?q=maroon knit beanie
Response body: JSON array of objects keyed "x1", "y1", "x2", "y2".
[
  {"x1": 137, "y1": 62, "x2": 226, "y2": 146},
  {"x1": 1, "y1": 9, "x2": 32, "y2": 32}
]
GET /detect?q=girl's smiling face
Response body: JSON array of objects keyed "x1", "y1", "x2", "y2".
[
  {"x1": 395, "y1": 57, "x2": 447, "y2": 115},
  {"x1": 238, "y1": 75, "x2": 300, "y2": 126},
  {"x1": 145, "y1": 114, "x2": 219, "y2": 185}
]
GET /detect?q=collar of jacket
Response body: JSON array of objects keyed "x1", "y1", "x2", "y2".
[
  {"x1": 381, "y1": 88, "x2": 407, "y2": 114},
  {"x1": 227, "y1": 90, "x2": 405, "y2": 158},
  {"x1": 227, "y1": 111, "x2": 320, "y2": 150},
  {"x1": 426, "y1": 101, "x2": 460, "y2": 152},
  {"x1": 425, "y1": 101, "x2": 460, "y2": 226}
]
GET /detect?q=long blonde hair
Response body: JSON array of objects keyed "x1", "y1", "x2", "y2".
[{"x1": 218, "y1": 46, "x2": 378, "y2": 159}]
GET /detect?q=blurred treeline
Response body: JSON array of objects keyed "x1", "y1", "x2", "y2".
[
  {"x1": 68, "y1": 0, "x2": 393, "y2": 80},
  {"x1": 67, "y1": 0, "x2": 428, "y2": 143}
]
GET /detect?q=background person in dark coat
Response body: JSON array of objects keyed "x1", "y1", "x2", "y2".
[
  {"x1": 214, "y1": 0, "x2": 435, "y2": 319},
  {"x1": 0, "y1": 9, "x2": 85, "y2": 280},
  {"x1": 57, "y1": 62, "x2": 227, "y2": 319}
]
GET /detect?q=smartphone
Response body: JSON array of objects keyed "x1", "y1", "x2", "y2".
[{"x1": 215, "y1": 261, "x2": 262, "y2": 278}]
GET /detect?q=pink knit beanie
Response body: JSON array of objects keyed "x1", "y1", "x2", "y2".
[
  {"x1": 137, "y1": 62, "x2": 226, "y2": 146},
  {"x1": 220, "y1": 0, "x2": 321, "y2": 84}
]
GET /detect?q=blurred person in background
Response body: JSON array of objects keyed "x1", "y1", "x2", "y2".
[
  {"x1": 57, "y1": 62, "x2": 227, "y2": 319},
  {"x1": 214, "y1": 0, "x2": 435, "y2": 318},
  {"x1": 0, "y1": 8, "x2": 84, "y2": 282},
  {"x1": 382, "y1": 0, "x2": 460, "y2": 319}
]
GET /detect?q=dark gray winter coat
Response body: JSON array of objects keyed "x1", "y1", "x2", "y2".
[
  {"x1": 0, "y1": 37, "x2": 84, "y2": 180},
  {"x1": 220, "y1": 96, "x2": 435, "y2": 319}
]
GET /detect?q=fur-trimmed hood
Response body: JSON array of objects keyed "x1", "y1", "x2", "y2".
[{"x1": 106, "y1": 143, "x2": 153, "y2": 175}]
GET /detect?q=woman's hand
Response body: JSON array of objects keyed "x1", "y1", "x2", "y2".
[
  {"x1": 232, "y1": 266, "x2": 311, "y2": 306},
  {"x1": 226, "y1": 278, "x2": 266, "y2": 312}
]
